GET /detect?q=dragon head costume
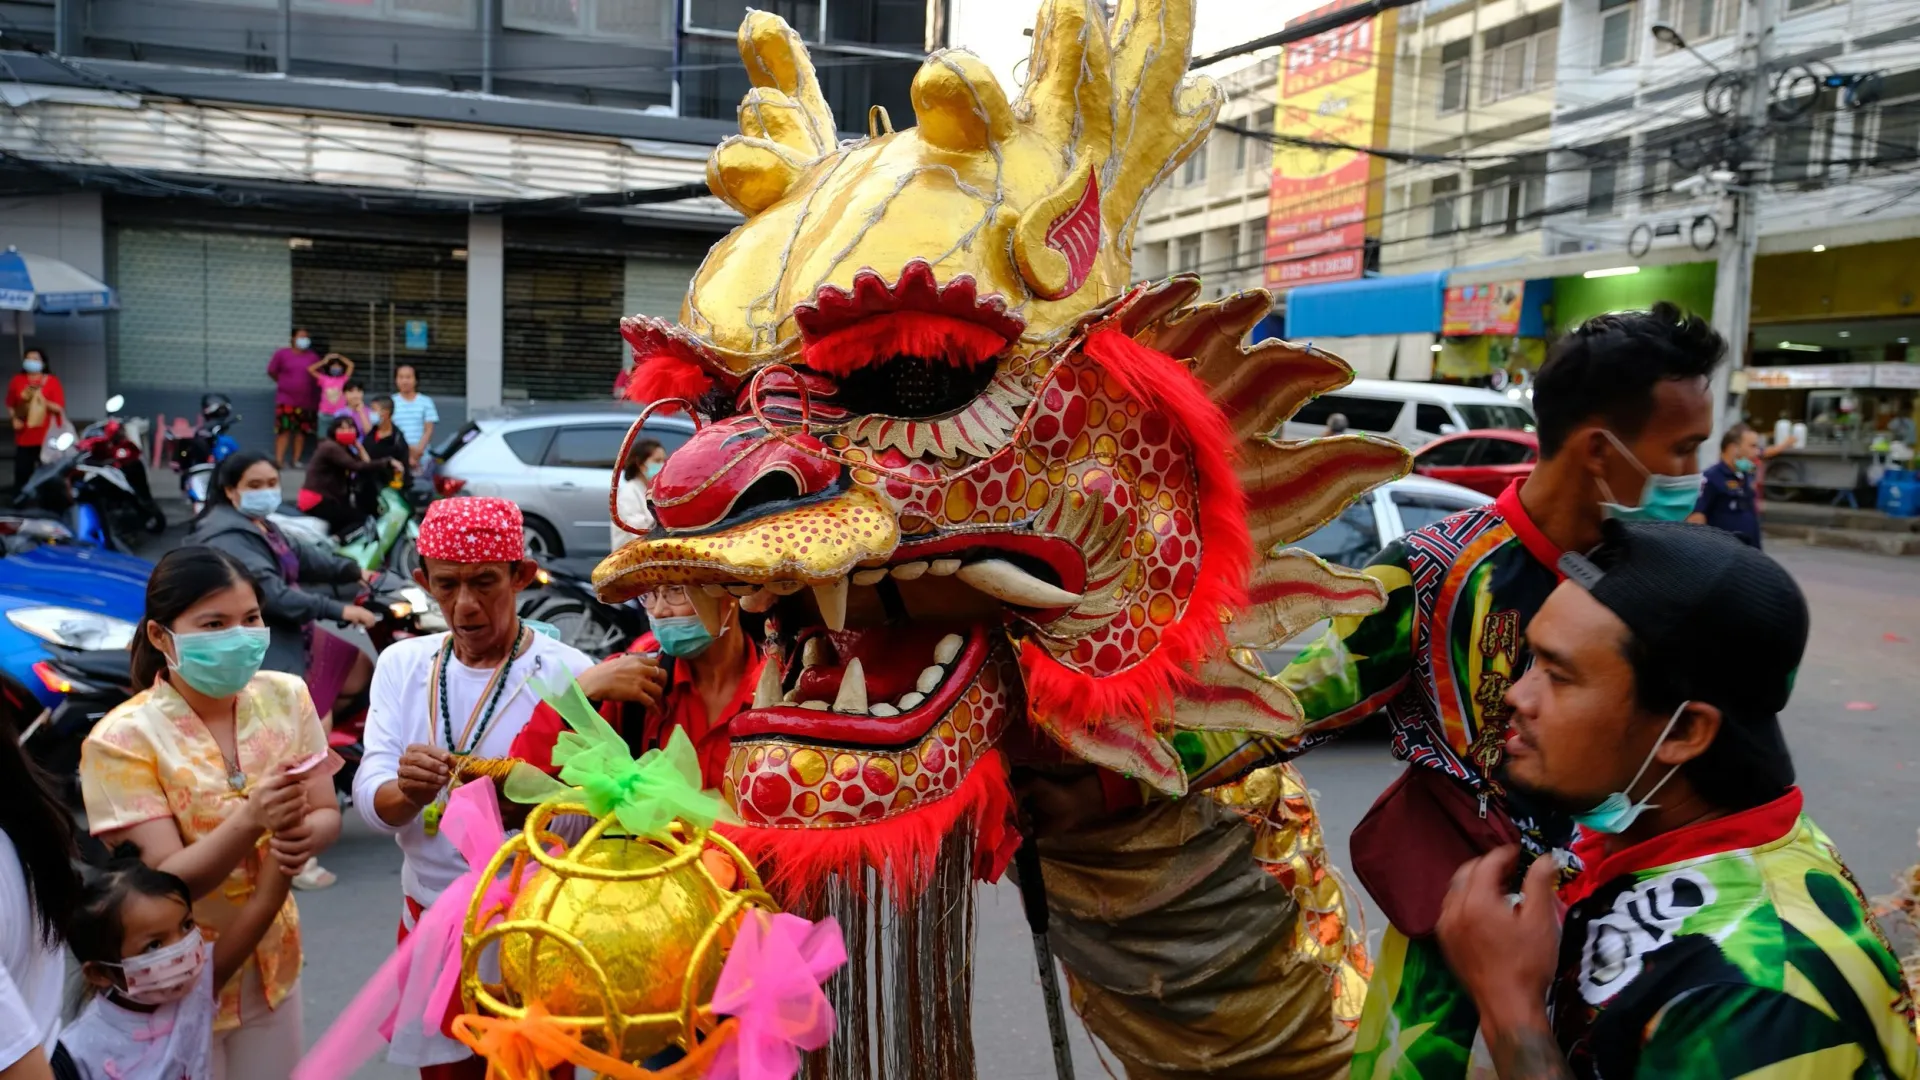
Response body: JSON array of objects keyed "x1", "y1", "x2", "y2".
[{"x1": 598, "y1": 0, "x2": 1404, "y2": 885}]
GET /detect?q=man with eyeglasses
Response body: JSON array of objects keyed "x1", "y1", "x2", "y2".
[{"x1": 513, "y1": 582, "x2": 766, "y2": 787}]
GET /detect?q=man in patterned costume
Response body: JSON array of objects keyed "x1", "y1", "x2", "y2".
[
  {"x1": 590, "y1": 0, "x2": 1416, "y2": 1075},
  {"x1": 1272, "y1": 304, "x2": 1724, "y2": 1077},
  {"x1": 1435, "y1": 520, "x2": 1917, "y2": 1079}
]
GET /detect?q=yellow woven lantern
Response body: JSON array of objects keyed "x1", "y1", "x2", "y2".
[{"x1": 460, "y1": 796, "x2": 777, "y2": 1064}]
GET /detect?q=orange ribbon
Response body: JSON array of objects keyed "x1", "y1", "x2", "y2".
[{"x1": 451, "y1": 1005, "x2": 738, "y2": 1080}]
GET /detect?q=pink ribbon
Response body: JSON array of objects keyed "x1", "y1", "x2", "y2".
[
  {"x1": 294, "y1": 778, "x2": 513, "y2": 1080},
  {"x1": 704, "y1": 912, "x2": 847, "y2": 1080}
]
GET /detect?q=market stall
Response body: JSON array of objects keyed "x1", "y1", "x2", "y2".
[{"x1": 1743, "y1": 363, "x2": 1919, "y2": 499}]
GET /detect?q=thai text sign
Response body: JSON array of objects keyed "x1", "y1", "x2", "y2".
[{"x1": 1442, "y1": 281, "x2": 1525, "y2": 336}]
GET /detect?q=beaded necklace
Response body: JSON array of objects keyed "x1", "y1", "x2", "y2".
[{"x1": 421, "y1": 624, "x2": 528, "y2": 837}]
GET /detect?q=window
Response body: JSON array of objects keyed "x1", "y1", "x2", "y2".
[
  {"x1": 1472, "y1": 182, "x2": 1514, "y2": 233},
  {"x1": 503, "y1": 426, "x2": 554, "y2": 465},
  {"x1": 1393, "y1": 492, "x2": 1480, "y2": 533},
  {"x1": 506, "y1": 0, "x2": 672, "y2": 43},
  {"x1": 1415, "y1": 438, "x2": 1476, "y2": 467},
  {"x1": 1476, "y1": 437, "x2": 1536, "y2": 465},
  {"x1": 1294, "y1": 394, "x2": 1406, "y2": 433},
  {"x1": 1415, "y1": 404, "x2": 1454, "y2": 435},
  {"x1": 1656, "y1": 0, "x2": 1734, "y2": 48},
  {"x1": 1243, "y1": 220, "x2": 1266, "y2": 263},
  {"x1": 1599, "y1": 0, "x2": 1636, "y2": 67},
  {"x1": 1587, "y1": 161, "x2": 1619, "y2": 217},
  {"x1": 1431, "y1": 175, "x2": 1462, "y2": 238},
  {"x1": 1457, "y1": 403, "x2": 1538, "y2": 430},
  {"x1": 1233, "y1": 127, "x2": 1252, "y2": 170},
  {"x1": 1248, "y1": 109, "x2": 1275, "y2": 175},
  {"x1": 1296, "y1": 498, "x2": 1382, "y2": 569},
  {"x1": 545, "y1": 425, "x2": 629, "y2": 469},
  {"x1": 1517, "y1": 162, "x2": 1546, "y2": 224},
  {"x1": 1176, "y1": 237, "x2": 1202, "y2": 273},
  {"x1": 1478, "y1": 15, "x2": 1559, "y2": 104},
  {"x1": 1785, "y1": 0, "x2": 1832, "y2": 10},
  {"x1": 295, "y1": 0, "x2": 473, "y2": 24},
  {"x1": 1866, "y1": 100, "x2": 1920, "y2": 167},
  {"x1": 1773, "y1": 114, "x2": 1831, "y2": 187},
  {"x1": 1439, "y1": 39, "x2": 1470, "y2": 114},
  {"x1": 1181, "y1": 142, "x2": 1210, "y2": 186}
]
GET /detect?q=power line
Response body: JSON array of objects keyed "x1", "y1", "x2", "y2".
[{"x1": 1191, "y1": 0, "x2": 1425, "y2": 70}]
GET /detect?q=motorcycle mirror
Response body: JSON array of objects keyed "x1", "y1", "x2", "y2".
[
  {"x1": 53, "y1": 431, "x2": 75, "y2": 451},
  {"x1": 104, "y1": 394, "x2": 125, "y2": 413}
]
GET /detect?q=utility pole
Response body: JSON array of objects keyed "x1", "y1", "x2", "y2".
[{"x1": 1705, "y1": 0, "x2": 1775, "y2": 465}]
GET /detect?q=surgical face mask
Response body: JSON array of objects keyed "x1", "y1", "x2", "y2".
[
  {"x1": 166, "y1": 625, "x2": 270, "y2": 698},
  {"x1": 107, "y1": 932, "x2": 206, "y2": 1006},
  {"x1": 21, "y1": 357, "x2": 43, "y2": 374},
  {"x1": 650, "y1": 613, "x2": 715, "y2": 658},
  {"x1": 294, "y1": 336, "x2": 312, "y2": 350},
  {"x1": 644, "y1": 460, "x2": 664, "y2": 481},
  {"x1": 334, "y1": 429, "x2": 357, "y2": 446},
  {"x1": 236, "y1": 487, "x2": 282, "y2": 519},
  {"x1": 1596, "y1": 431, "x2": 1700, "y2": 523},
  {"x1": 1734, "y1": 457, "x2": 1756, "y2": 475},
  {"x1": 1570, "y1": 701, "x2": 1688, "y2": 835}
]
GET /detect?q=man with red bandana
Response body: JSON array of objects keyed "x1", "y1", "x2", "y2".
[{"x1": 352, "y1": 497, "x2": 653, "y2": 1079}]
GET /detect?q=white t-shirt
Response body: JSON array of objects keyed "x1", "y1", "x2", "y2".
[
  {"x1": 354, "y1": 629, "x2": 593, "y2": 908},
  {"x1": 0, "y1": 831, "x2": 63, "y2": 1070},
  {"x1": 59, "y1": 942, "x2": 214, "y2": 1080},
  {"x1": 353, "y1": 629, "x2": 591, "y2": 1066},
  {"x1": 610, "y1": 475, "x2": 653, "y2": 549}
]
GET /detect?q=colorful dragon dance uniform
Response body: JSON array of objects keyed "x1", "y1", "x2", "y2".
[
  {"x1": 579, "y1": 0, "x2": 1419, "y2": 1074},
  {"x1": 1272, "y1": 481, "x2": 1577, "y2": 1079},
  {"x1": 1552, "y1": 789, "x2": 1918, "y2": 1080}
]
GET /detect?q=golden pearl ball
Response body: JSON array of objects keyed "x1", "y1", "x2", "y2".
[{"x1": 497, "y1": 837, "x2": 729, "y2": 1060}]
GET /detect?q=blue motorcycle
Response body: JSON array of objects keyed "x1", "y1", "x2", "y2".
[{"x1": 0, "y1": 518, "x2": 149, "y2": 801}]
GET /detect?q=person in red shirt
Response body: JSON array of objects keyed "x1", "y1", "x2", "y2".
[
  {"x1": 513, "y1": 585, "x2": 765, "y2": 787},
  {"x1": 7, "y1": 348, "x2": 65, "y2": 494}
]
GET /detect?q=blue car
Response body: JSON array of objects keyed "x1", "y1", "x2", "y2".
[{"x1": 0, "y1": 521, "x2": 149, "y2": 795}]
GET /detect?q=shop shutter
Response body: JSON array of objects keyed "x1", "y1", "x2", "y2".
[
  {"x1": 504, "y1": 249, "x2": 625, "y2": 401},
  {"x1": 112, "y1": 228, "x2": 290, "y2": 390},
  {"x1": 292, "y1": 238, "x2": 469, "y2": 398},
  {"x1": 623, "y1": 257, "x2": 691, "y2": 320}
]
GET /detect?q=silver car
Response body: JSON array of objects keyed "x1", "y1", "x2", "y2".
[
  {"x1": 434, "y1": 403, "x2": 696, "y2": 559},
  {"x1": 1260, "y1": 473, "x2": 1492, "y2": 671}
]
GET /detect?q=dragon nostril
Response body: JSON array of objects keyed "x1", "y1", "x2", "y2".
[{"x1": 727, "y1": 471, "x2": 806, "y2": 520}]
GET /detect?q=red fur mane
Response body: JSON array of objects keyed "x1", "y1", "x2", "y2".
[
  {"x1": 801, "y1": 311, "x2": 1007, "y2": 378},
  {"x1": 1019, "y1": 328, "x2": 1254, "y2": 735},
  {"x1": 625, "y1": 353, "x2": 713, "y2": 407}
]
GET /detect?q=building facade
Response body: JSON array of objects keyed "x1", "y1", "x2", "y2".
[
  {"x1": 0, "y1": 0, "x2": 936, "y2": 435},
  {"x1": 1135, "y1": 54, "x2": 1277, "y2": 304}
]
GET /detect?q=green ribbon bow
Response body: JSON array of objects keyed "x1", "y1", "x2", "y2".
[{"x1": 505, "y1": 670, "x2": 736, "y2": 840}]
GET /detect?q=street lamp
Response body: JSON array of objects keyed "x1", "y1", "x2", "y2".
[{"x1": 1651, "y1": 23, "x2": 1724, "y2": 72}]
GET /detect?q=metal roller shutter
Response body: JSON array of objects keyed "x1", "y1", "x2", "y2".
[
  {"x1": 624, "y1": 256, "x2": 690, "y2": 320},
  {"x1": 292, "y1": 238, "x2": 469, "y2": 398},
  {"x1": 112, "y1": 228, "x2": 291, "y2": 390},
  {"x1": 504, "y1": 248, "x2": 625, "y2": 402}
]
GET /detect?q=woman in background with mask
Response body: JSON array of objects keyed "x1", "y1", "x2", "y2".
[
  {"x1": 610, "y1": 438, "x2": 665, "y2": 551},
  {"x1": 6, "y1": 348, "x2": 65, "y2": 495},
  {"x1": 79, "y1": 547, "x2": 339, "y2": 1079}
]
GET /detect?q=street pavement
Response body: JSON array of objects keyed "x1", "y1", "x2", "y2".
[{"x1": 126, "y1": 518, "x2": 1920, "y2": 1076}]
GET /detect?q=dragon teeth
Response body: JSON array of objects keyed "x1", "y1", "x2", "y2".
[
  {"x1": 812, "y1": 578, "x2": 849, "y2": 632},
  {"x1": 832, "y1": 658, "x2": 869, "y2": 714},
  {"x1": 916, "y1": 665, "x2": 943, "y2": 694},
  {"x1": 890, "y1": 560, "x2": 930, "y2": 580},
  {"x1": 954, "y1": 558, "x2": 1082, "y2": 608},
  {"x1": 752, "y1": 657, "x2": 783, "y2": 709},
  {"x1": 934, "y1": 633, "x2": 963, "y2": 664},
  {"x1": 928, "y1": 558, "x2": 962, "y2": 576}
]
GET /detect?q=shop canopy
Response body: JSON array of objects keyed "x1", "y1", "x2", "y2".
[{"x1": 1284, "y1": 270, "x2": 1446, "y2": 340}]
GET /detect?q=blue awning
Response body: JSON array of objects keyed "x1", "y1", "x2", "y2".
[{"x1": 1283, "y1": 270, "x2": 1446, "y2": 339}]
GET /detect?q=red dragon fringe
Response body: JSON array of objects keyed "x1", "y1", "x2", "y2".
[
  {"x1": 625, "y1": 353, "x2": 713, "y2": 407},
  {"x1": 801, "y1": 311, "x2": 1007, "y2": 377},
  {"x1": 718, "y1": 749, "x2": 1016, "y2": 907},
  {"x1": 1019, "y1": 328, "x2": 1254, "y2": 735}
]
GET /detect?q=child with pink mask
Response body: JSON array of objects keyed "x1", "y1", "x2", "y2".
[{"x1": 57, "y1": 842, "x2": 292, "y2": 1080}]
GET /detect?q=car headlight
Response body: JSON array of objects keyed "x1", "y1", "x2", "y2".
[{"x1": 7, "y1": 607, "x2": 137, "y2": 650}]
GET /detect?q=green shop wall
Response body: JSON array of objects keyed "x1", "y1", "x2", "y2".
[{"x1": 1551, "y1": 262, "x2": 1717, "y2": 332}]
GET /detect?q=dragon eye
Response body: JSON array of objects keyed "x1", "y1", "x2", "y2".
[{"x1": 834, "y1": 355, "x2": 998, "y2": 420}]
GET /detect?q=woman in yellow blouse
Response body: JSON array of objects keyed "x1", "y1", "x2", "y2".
[{"x1": 80, "y1": 546, "x2": 342, "y2": 1080}]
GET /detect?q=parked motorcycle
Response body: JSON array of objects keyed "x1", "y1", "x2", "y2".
[
  {"x1": 167, "y1": 393, "x2": 240, "y2": 516},
  {"x1": 18, "y1": 643, "x2": 135, "y2": 806},
  {"x1": 13, "y1": 395, "x2": 166, "y2": 551},
  {"x1": 519, "y1": 563, "x2": 641, "y2": 658},
  {"x1": 271, "y1": 470, "x2": 427, "y2": 576}
]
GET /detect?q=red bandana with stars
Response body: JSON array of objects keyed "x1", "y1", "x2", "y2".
[{"x1": 417, "y1": 497, "x2": 526, "y2": 563}]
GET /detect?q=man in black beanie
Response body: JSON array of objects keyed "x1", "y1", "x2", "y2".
[{"x1": 1434, "y1": 521, "x2": 1918, "y2": 1080}]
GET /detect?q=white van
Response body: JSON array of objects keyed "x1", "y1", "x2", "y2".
[{"x1": 1279, "y1": 378, "x2": 1536, "y2": 449}]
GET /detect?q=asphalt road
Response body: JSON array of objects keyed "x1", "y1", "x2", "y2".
[{"x1": 125, "y1": 520, "x2": 1919, "y2": 1076}]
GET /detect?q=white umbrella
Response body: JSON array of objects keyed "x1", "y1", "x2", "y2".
[{"x1": 0, "y1": 246, "x2": 116, "y2": 359}]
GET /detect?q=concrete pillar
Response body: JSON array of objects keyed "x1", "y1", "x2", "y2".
[{"x1": 465, "y1": 213, "x2": 504, "y2": 412}]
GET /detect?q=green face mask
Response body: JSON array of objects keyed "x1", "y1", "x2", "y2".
[
  {"x1": 1596, "y1": 431, "x2": 1701, "y2": 523},
  {"x1": 167, "y1": 626, "x2": 270, "y2": 697}
]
